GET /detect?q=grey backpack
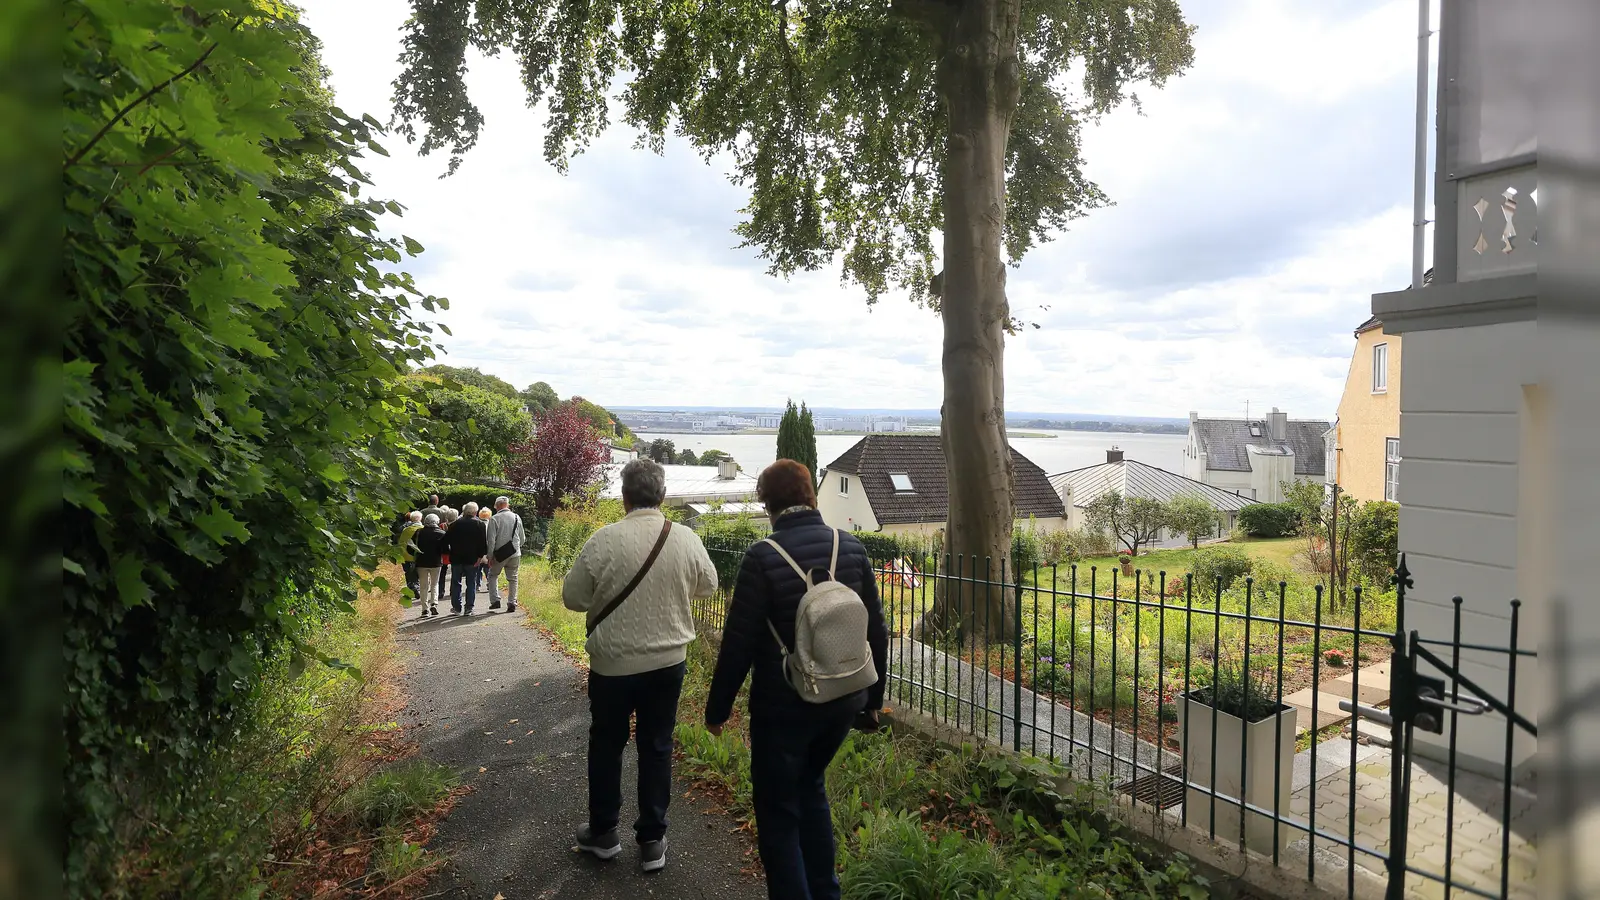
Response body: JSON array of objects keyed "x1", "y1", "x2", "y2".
[{"x1": 764, "y1": 529, "x2": 878, "y2": 703}]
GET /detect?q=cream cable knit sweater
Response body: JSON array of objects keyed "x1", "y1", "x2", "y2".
[{"x1": 561, "y1": 508, "x2": 718, "y2": 677}]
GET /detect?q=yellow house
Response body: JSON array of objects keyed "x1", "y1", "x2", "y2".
[{"x1": 1330, "y1": 315, "x2": 1402, "y2": 503}]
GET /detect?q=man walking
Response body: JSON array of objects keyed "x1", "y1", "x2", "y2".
[
  {"x1": 397, "y1": 510, "x2": 424, "y2": 600},
  {"x1": 412, "y1": 514, "x2": 447, "y2": 617},
  {"x1": 562, "y1": 459, "x2": 717, "y2": 873},
  {"x1": 445, "y1": 501, "x2": 489, "y2": 615},
  {"x1": 485, "y1": 496, "x2": 525, "y2": 613}
]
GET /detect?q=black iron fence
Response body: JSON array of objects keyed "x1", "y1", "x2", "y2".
[{"x1": 692, "y1": 535, "x2": 1535, "y2": 900}]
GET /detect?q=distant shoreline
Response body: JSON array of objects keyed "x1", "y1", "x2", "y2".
[{"x1": 635, "y1": 428, "x2": 1058, "y2": 439}]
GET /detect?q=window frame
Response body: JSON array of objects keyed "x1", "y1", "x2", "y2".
[
  {"x1": 839, "y1": 475, "x2": 850, "y2": 497},
  {"x1": 1384, "y1": 437, "x2": 1401, "y2": 501},
  {"x1": 888, "y1": 472, "x2": 915, "y2": 493},
  {"x1": 1372, "y1": 342, "x2": 1389, "y2": 394}
]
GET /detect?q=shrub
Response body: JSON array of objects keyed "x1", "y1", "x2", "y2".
[
  {"x1": 430, "y1": 482, "x2": 541, "y2": 550},
  {"x1": 544, "y1": 499, "x2": 624, "y2": 575},
  {"x1": 841, "y1": 810, "x2": 1007, "y2": 899},
  {"x1": 1038, "y1": 529, "x2": 1080, "y2": 567},
  {"x1": 1238, "y1": 502, "x2": 1299, "y2": 537},
  {"x1": 1011, "y1": 525, "x2": 1044, "y2": 574},
  {"x1": 1347, "y1": 500, "x2": 1399, "y2": 584},
  {"x1": 1194, "y1": 661, "x2": 1281, "y2": 723},
  {"x1": 699, "y1": 515, "x2": 770, "y2": 588},
  {"x1": 1188, "y1": 546, "x2": 1255, "y2": 596},
  {"x1": 1063, "y1": 526, "x2": 1114, "y2": 557}
]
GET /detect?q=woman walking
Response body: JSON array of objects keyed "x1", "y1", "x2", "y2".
[{"x1": 703, "y1": 460, "x2": 888, "y2": 900}]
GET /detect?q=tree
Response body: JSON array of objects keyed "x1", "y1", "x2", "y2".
[
  {"x1": 520, "y1": 380, "x2": 559, "y2": 415},
  {"x1": 65, "y1": 2, "x2": 442, "y2": 888},
  {"x1": 571, "y1": 395, "x2": 636, "y2": 446},
  {"x1": 797, "y1": 402, "x2": 819, "y2": 481},
  {"x1": 390, "y1": 0, "x2": 1195, "y2": 639},
  {"x1": 700, "y1": 449, "x2": 735, "y2": 468},
  {"x1": 425, "y1": 364, "x2": 519, "y2": 399},
  {"x1": 1346, "y1": 500, "x2": 1399, "y2": 587},
  {"x1": 1283, "y1": 481, "x2": 1358, "y2": 610},
  {"x1": 407, "y1": 375, "x2": 534, "y2": 481},
  {"x1": 1166, "y1": 494, "x2": 1222, "y2": 549},
  {"x1": 775, "y1": 399, "x2": 804, "y2": 466},
  {"x1": 676, "y1": 448, "x2": 699, "y2": 465},
  {"x1": 1083, "y1": 491, "x2": 1169, "y2": 556},
  {"x1": 646, "y1": 439, "x2": 677, "y2": 465},
  {"x1": 504, "y1": 401, "x2": 613, "y2": 517}
]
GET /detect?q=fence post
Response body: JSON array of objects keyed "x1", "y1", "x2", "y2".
[
  {"x1": 1013, "y1": 567, "x2": 1024, "y2": 751},
  {"x1": 1385, "y1": 555, "x2": 1413, "y2": 900}
]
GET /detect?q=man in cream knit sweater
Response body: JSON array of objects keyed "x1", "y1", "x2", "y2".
[{"x1": 562, "y1": 458, "x2": 717, "y2": 873}]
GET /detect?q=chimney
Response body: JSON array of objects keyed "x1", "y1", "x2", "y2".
[
  {"x1": 1189, "y1": 410, "x2": 1199, "y2": 425},
  {"x1": 1106, "y1": 447, "x2": 1124, "y2": 464},
  {"x1": 716, "y1": 458, "x2": 739, "y2": 480},
  {"x1": 1267, "y1": 408, "x2": 1288, "y2": 441}
]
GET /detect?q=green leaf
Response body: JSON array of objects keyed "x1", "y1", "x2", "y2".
[
  {"x1": 402, "y1": 235, "x2": 424, "y2": 255},
  {"x1": 64, "y1": 558, "x2": 86, "y2": 576},
  {"x1": 193, "y1": 502, "x2": 251, "y2": 546}
]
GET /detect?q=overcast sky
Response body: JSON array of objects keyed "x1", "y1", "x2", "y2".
[{"x1": 297, "y1": 0, "x2": 1428, "y2": 420}]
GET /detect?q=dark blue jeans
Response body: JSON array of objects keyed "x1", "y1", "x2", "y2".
[
  {"x1": 451, "y1": 563, "x2": 482, "y2": 612},
  {"x1": 749, "y1": 705, "x2": 856, "y2": 900},
  {"x1": 587, "y1": 661, "x2": 686, "y2": 843}
]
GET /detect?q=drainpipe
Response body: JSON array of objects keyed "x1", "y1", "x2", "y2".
[{"x1": 1412, "y1": 0, "x2": 1432, "y2": 288}]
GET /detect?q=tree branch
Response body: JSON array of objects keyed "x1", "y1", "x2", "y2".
[{"x1": 66, "y1": 20, "x2": 242, "y2": 169}]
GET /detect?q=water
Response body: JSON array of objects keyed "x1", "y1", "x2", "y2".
[{"x1": 634, "y1": 429, "x2": 1188, "y2": 477}]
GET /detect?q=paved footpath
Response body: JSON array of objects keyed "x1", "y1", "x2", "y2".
[{"x1": 398, "y1": 607, "x2": 766, "y2": 900}]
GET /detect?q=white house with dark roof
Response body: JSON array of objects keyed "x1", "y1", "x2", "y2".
[
  {"x1": 1051, "y1": 449, "x2": 1258, "y2": 541},
  {"x1": 816, "y1": 434, "x2": 1066, "y2": 536},
  {"x1": 1181, "y1": 408, "x2": 1331, "y2": 503},
  {"x1": 599, "y1": 459, "x2": 757, "y2": 508}
]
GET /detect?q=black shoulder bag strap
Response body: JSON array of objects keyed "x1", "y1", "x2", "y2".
[{"x1": 586, "y1": 518, "x2": 674, "y2": 636}]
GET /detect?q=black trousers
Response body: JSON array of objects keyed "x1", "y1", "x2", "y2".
[
  {"x1": 749, "y1": 704, "x2": 857, "y2": 900},
  {"x1": 587, "y1": 661, "x2": 686, "y2": 843}
]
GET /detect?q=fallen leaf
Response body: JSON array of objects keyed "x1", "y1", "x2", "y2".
[
  {"x1": 494, "y1": 894, "x2": 505, "y2": 900},
  {"x1": 526, "y1": 730, "x2": 535, "y2": 736},
  {"x1": 505, "y1": 739, "x2": 514, "y2": 745},
  {"x1": 342, "y1": 847, "x2": 360, "y2": 856},
  {"x1": 484, "y1": 731, "x2": 494, "y2": 735},
  {"x1": 484, "y1": 678, "x2": 493, "y2": 682},
  {"x1": 479, "y1": 767, "x2": 488, "y2": 773},
  {"x1": 509, "y1": 718, "x2": 519, "y2": 724},
  {"x1": 533, "y1": 682, "x2": 541, "y2": 687}
]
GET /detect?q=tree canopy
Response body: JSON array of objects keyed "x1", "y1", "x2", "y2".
[
  {"x1": 405, "y1": 373, "x2": 533, "y2": 481},
  {"x1": 520, "y1": 380, "x2": 559, "y2": 415},
  {"x1": 1083, "y1": 491, "x2": 1169, "y2": 556},
  {"x1": 392, "y1": 0, "x2": 1194, "y2": 638},
  {"x1": 425, "y1": 363, "x2": 519, "y2": 399},
  {"x1": 775, "y1": 398, "x2": 817, "y2": 478},
  {"x1": 1165, "y1": 493, "x2": 1222, "y2": 549},
  {"x1": 504, "y1": 401, "x2": 613, "y2": 517}
]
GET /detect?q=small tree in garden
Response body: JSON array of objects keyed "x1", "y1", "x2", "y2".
[
  {"x1": 798, "y1": 403, "x2": 819, "y2": 480},
  {"x1": 1084, "y1": 491, "x2": 1169, "y2": 556},
  {"x1": 504, "y1": 401, "x2": 612, "y2": 517},
  {"x1": 1283, "y1": 480, "x2": 1358, "y2": 610},
  {"x1": 700, "y1": 448, "x2": 735, "y2": 468},
  {"x1": 1166, "y1": 493, "x2": 1222, "y2": 549},
  {"x1": 646, "y1": 438, "x2": 676, "y2": 465},
  {"x1": 675, "y1": 448, "x2": 699, "y2": 465},
  {"x1": 776, "y1": 399, "x2": 804, "y2": 463}
]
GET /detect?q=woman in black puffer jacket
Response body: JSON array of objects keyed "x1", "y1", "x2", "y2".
[{"x1": 704, "y1": 459, "x2": 888, "y2": 900}]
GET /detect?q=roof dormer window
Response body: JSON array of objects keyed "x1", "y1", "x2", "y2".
[{"x1": 889, "y1": 472, "x2": 915, "y2": 492}]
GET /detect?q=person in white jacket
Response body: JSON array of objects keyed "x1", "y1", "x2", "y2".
[
  {"x1": 484, "y1": 497, "x2": 525, "y2": 612},
  {"x1": 561, "y1": 459, "x2": 717, "y2": 873}
]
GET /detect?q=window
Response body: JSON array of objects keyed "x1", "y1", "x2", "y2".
[
  {"x1": 889, "y1": 472, "x2": 915, "y2": 492},
  {"x1": 1385, "y1": 438, "x2": 1401, "y2": 502},
  {"x1": 839, "y1": 475, "x2": 850, "y2": 496},
  {"x1": 1249, "y1": 425, "x2": 1261, "y2": 437},
  {"x1": 1373, "y1": 343, "x2": 1389, "y2": 393}
]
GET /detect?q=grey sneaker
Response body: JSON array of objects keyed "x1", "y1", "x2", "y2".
[
  {"x1": 576, "y1": 824, "x2": 621, "y2": 861},
  {"x1": 640, "y1": 838, "x2": 667, "y2": 873}
]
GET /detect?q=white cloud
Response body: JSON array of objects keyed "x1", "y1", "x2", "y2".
[{"x1": 297, "y1": 0, "x2": 1422, "y2": 420}]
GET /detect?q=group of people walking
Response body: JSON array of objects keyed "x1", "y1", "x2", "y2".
[
  {"x1": 395, "y1": 495, "x2": 524, "y2": 616},
  {"x1": 559, "y1": 457, "x2": 888, "y2": 900}
]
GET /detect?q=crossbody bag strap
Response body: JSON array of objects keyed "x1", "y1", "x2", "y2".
[{"x1": 586, "y1": 518, "x2": 673, "y2": 636}]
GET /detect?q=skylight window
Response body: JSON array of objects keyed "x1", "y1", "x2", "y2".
[
  {"x1": 889, "y1": 472, "x2": 915, "y2": 492},
  {"x1": 1249, "y1": 425, "x2": 1262, "y2": 437}
]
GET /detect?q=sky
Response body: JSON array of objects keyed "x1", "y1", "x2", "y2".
[{"x1": 296, "y1": 0, "x2": 1431, "y2": 420}]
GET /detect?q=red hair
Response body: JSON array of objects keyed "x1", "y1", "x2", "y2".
[{"x1": 757, "y1": 459, "x2": 817, "y2": 512}]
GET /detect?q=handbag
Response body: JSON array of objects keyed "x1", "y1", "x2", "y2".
[
  {"x1": 492, "y1": 515, "x2": 521, "y2": 563},
  {"x1": 586, "y1": 519, "x2": 673, "y2": 636}
]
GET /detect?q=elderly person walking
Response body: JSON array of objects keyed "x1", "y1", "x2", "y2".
[
  {"x1": 411, "y1": 514, "x2": 448, "y2": 617},
  {"x1": 397, "y1": 511, "x2": 424, "y2": 600},
  {"x1": 485, "y1": 496, "x2": 525, "y2": 613},
  {"x1": 446, "y1": 502, "x2": 489, "y2": 615},
  {"x1": 704, "y1": 459, "x2": 888, "y2": 900},
  {"x1": 562, "y1": 459, "x2": 718, "y2": 873}
]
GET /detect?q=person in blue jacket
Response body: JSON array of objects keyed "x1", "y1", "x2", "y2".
[{"x1": 704, "y1": 459, "x2": 888, "y2": 900}]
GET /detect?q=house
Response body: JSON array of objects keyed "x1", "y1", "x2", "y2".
[
  {"x1": 816, "y1": 434, "x2": 1066, "y2": 536},
  {"x1": 1367, "y1": 0, "x2": 1542, "y2": 776},
  {"x1": 683, "y1": 500, "x2": 768, "y2": 530},
  {"x1": 601, "y1": 439, "x2": 639, "y2": 465},
  {"x1": 1181, "y1": 408, "x2": 1330, "y2": 503},
  {"x1": 1327, "y1": 316, "x2": 1404, "y2": 503},
  {"x1": 599, "y1": 458, "x2": 758, "y2": 509},
  {"x1": 1050, "y1": 449, "x2": 1257, "y2": 543},
  {"x1": 754, "y1": 414, "x2": 782, "y2": 428}
]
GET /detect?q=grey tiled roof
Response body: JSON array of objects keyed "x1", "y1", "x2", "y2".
[
  {"x1": 1190, "y1": 418, "x2": 1330, "y2": 476},
  {"x1": 823, "y1": 435, "x2": 1065, "y2": 526},
  {"x1": 1049, "y1": 459, "x2": 1256, "y2": 512}
]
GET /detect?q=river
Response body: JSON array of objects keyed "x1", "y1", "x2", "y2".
[{"x1": 633, "y1": 429, "x2": 1188, "y2": 477}]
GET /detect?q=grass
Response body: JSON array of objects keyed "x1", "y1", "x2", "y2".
[
  {"x1": 1066, "y1": 536, "x2": 1303, "y2": 584},
  {"x1": 517, "y1": 559, "x2": 589, "y2": 664},
  {"x1": 112, "y1": 562, "x2": 459, "y2": 899}
]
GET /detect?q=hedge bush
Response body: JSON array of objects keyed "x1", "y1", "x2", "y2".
[
  {"x1": 1238, "y1": 502, "x2": 1299, "y2": 538},
  {"x1": 427, "y1": 482, "x2": 545, "y2": 551},
  {"x1": 699, "y1": 516, "x2": 770, "y2": 588},
  {"x1": 1189, "y1": 546, "x2": 1256, "y2": 596}
]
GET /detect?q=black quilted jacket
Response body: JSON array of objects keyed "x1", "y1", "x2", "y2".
[{"x1": 704, "y1": 509, "x2": 888, "y2": 727}]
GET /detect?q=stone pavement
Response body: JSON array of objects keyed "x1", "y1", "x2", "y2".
[{"x1": 1283, "y1": 660, "x2": 1393, "y2": 735}]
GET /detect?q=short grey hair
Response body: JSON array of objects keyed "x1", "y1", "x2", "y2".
[
  {"x1": 408, "y1": 510, "x2": 423, "y2": 522},
  {"x1": 441, "y1": 508, "x2": 458, "y2": 523},
  {"x1": 494, "y1": 496, "x2": 510, "y2": 509},
  {"x1": 620, "y1": 458, "x2": 667, "y2": 509},
  {"x1": 423, "y1": 513, "x2": 440, "y2": 525},
  {"x1": 462, "y1": 501, "x2": 479, "y2": 516}
]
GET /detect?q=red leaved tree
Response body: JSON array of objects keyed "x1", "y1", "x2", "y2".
[{"x1": 503, "y1": 400, "x2": 611, "y2": 517}]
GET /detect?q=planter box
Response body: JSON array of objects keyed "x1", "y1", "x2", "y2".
[{"x1": 1177, "y1": 691, "x2": 1296, "y2": 854}]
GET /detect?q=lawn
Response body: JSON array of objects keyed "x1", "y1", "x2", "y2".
[{"x1": 1067, "y1": 536, "x2": 1303, "y2": 585}]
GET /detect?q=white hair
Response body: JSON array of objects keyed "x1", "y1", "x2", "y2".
[
  {"x1": 462, "y1": 501, "x2": 479, "y2": 516},
  {"x1": 408, "y1": 510, "x2": 423, "y2": 522},
  {"x1": 423, "y1": 513, "x2": 440, "y2": 525},
  {"x1": 495, "y1": 496, "x2": 510, "y2": 509}
]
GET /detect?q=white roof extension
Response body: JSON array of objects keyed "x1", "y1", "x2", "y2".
[
  {"x1": 1050, "y1": 458, "x2": 1256, "y2": 512},
  {"x1": 599, "y1": 464, "x2": 759, "y2": 503}
]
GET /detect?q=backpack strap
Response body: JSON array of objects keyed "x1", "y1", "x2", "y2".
[{"x1": 761, "y1": 528, "x2": 841, "y2": 656}]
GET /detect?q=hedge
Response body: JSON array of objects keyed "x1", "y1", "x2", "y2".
[
  {"x1": 423, "y1": 482, "x2": 546, "y2": 551},
  {"x1": 1238, "y1": 502, "x2": 1299, "y2": 538}
]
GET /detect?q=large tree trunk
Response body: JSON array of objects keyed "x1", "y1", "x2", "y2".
[{"x1": 926, "y1": 0, "x2": 1021, "y2": 642}]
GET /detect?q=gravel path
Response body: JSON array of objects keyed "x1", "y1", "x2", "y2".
[{"x1": 398, "y1": 606, "x2": 765, "y2": 900}]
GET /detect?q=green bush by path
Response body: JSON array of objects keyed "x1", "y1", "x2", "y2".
[
  {"x1": 64, "y1": 2, "x2": 445, "y2": 889},
  {"x1": 1238, "y1": 502, "x2": 1300, "y2": 538}
]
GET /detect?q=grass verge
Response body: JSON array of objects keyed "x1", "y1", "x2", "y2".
[
  {"x1": 516, "y1": 557, "x2": 590, "y2": 665},
  {"x1": 113, "y1": 562, "x2": 461, "y2": 899}
]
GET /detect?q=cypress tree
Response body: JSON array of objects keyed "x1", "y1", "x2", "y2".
[
  {"x1": 776, "y1": 398, "x2": 801, "y2": 464},
  {"x1": 798, "y1": 402, "x2": 818, "y2": 480}
]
